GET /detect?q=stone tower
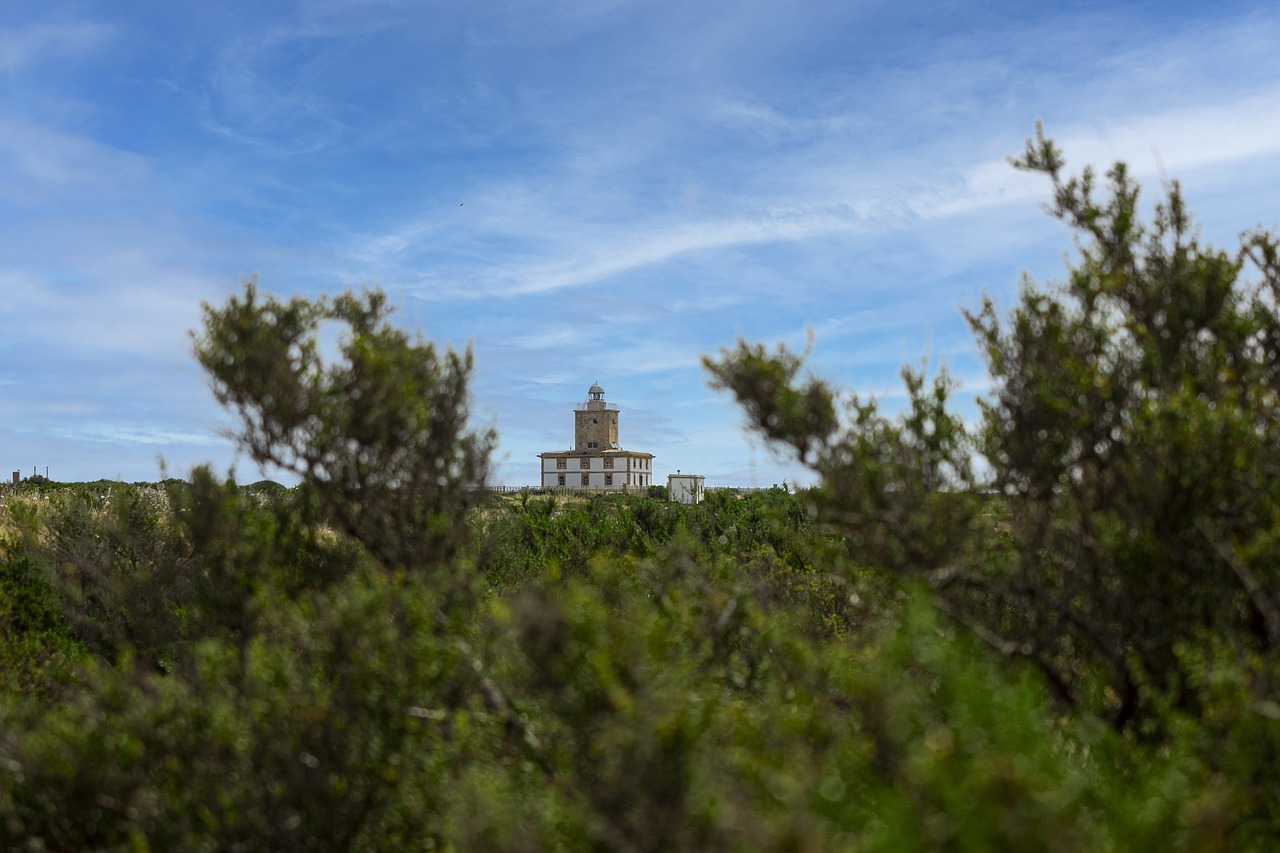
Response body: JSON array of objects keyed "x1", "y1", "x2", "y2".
[{"x1": 574, "y1": 382, "x2": 619, "y2": 451}]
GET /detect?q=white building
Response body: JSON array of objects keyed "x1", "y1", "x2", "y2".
[
  {"x1": 667, "y1": 472, "x2": 705, "y2": 504},
  {"x1": 539, "y1": 383, "x2": 655, "y2": 490}
]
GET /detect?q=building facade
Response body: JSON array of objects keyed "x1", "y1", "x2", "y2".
[
  {"x1": 539, "y1": 383, "x2": 655, "y2": 490},
  {"x1": 667, "y1": 472, "x2": 705, "y2": 504}
]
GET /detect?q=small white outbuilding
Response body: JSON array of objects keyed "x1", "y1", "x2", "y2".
[{"x1": 667, "y1": 471, "x2": 705, "y2": 505}]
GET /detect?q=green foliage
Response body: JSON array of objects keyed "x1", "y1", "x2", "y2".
[
  {"x1": 704, "y1": 127, "x2": 1280, "y2": 838},
  {"x1": 2, "y1": 473, "x2": 364, "y2": 674},
  {"x1": 0, "y1": 570, "x2": 483, "y2": 850},
  {"x1": 707, "y1": 126, "x2": 1280, "y2": 732},
  {"x1": 0, "y1": 543, "x2": 81, "y2": 697},
  {"x1": 481, "y1": 566, "x2": 1229, "y2": 849},
  {"x1": 703, "y1": 338, "x2": 839, "y2": 466},
  {"x1": 5, "y1": 138, "x2": 1280, "y2": 847},
  {"x1": 194, "y1": 279, "x2": 493, "y2": 574},
  {"x1": 472, "y1": 488, "x2": 854, "y2": 642},
  {"x1": 706, "y1": 352, "x2": 981, "y2": 578},
  {"x1": 962, "y1": 126, "x2": 1280, "y2": 725},
  {"x1": 474, "y1": 493, "x2": 653, "y2": 586}
]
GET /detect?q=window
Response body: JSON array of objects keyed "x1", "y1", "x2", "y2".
[
  {"x1": 580, "y1": 458, "x2": 590, "y2": 469},
  {"x1": 587, "y1": 442, "x2": 598, "y2": 448},
  {"x1": 589, "y1": 417, "x2": 598, "y2": 424},
  {"x1": 605, "y1": 474, "x2": 613, "y2": 486},
  {"x1": 581, "y1": 473, "x2": 589, "y2": 486},
  {"x1": 603, "y1": 458, "x2": 613, "y2": 469},
  {"x1": 557, "y1": 474, "x2": 565, "y2": 486},
  {"x1": 556, "y1": 459, "x2": 566, "y2": 469}
]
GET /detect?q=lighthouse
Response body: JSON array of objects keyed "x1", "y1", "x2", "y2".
[{"x1": 538, "y1": 383, "x2": 654, "y2": 490}]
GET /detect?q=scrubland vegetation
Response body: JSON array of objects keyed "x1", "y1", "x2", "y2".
[{"x1": 4, "y1": 132, "x2": 1280, "y2": 849}]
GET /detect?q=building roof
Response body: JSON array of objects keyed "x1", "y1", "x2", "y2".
[{"x1": 540, "y1": 448, "x2": 653, "y2": 458}]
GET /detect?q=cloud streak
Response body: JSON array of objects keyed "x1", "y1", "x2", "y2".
[{"x1": 0, "y1": 19, "x2": 112, "y2": 73}]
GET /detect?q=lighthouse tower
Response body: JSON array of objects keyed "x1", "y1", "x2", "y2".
[
  {"x1": 575, "y1": 383, "x2": 618, "y2": 451},
  {"x1": 539, "y1": 383, "x2": 654, "y2": 490}
]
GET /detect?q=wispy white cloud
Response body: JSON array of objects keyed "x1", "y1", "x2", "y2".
[
  {"x1": 1053, "y1": 91, "x2": 1280, "y2": 180},
  {"x1": 0, "y1": 19, "x2": 113, "y2": 73},
  {"x1": 708, "y1": 98, "x2": 855, "y2": 141},
  {"x1": 500, "y1": 211, "x2": 864, "y2": 295},
  {"x1": 937, "y1": 88, "x2": 1280, "y2": 221},
  {"x1": 47, "y1": 423, "x2": 227, "y2": 449},
  {"x1": 200, "y1": 27, "x2": 347, "y2": 154},
  {"x1": 344, "y1": 38, "x2": 1280, "y2": 307},
  {"x1": 0, "y1": 118, "x2": 149, "y2": 200},
  {"x1": 506, "y1": 327, "x2": 581, "y2": 349}
]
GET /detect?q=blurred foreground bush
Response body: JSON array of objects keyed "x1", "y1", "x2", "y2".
[{"x1": 3, "y1": 136, "x2": 1280, "y2": 849}]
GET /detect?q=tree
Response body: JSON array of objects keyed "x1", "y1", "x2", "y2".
[
  {"x1": 707, "y1": 125, "x2": 1280, "y2": 730},
  {"x1": 193, "y1": 280, "x2": 494, "y2": 577},
  {"x1": 964, "y1": 126, "x2": 1280, "y2": 726},
  {"x1": 2, "y1": 283, "x2": 508, "y2": 848}
]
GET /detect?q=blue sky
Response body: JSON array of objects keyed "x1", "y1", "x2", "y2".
[{"x1": 4, "y1": 0, "x2": 1280, "y2": 486}]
